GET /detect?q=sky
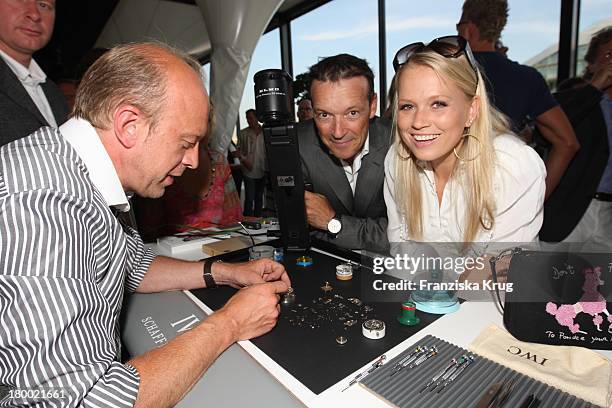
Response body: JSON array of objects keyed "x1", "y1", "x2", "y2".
[{"x1": 236, "y1": 0, "x2": 611, "y2": 122}]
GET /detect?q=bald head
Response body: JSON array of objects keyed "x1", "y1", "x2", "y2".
[
  {"x1": 73, "y1": 42, "x2": 210, "y2": 199},
  {"x1": 73, "y1": 42, "x2": 204, "y2": 131}
]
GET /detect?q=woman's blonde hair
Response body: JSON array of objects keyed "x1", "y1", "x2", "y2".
[{"x1": 391, "y1": 48, "x2": 510, "y2": 242}]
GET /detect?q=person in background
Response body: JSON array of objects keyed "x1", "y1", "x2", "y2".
[
  {"x1": 0, "y1": 0, "x2": 69, "y2": 146},
  {"x1": 135, "y1": 108, "x2": 243, "y2": 240},
  {"x1": 383, "y1": 78, "x2": 396, "y2": 119},
  {"x1": 228, "y1": 139, "x2": 243, "y2": 195},
  {"x1": 297, "y1": 97, "x2": 314, "y2": 122},
  {"x1": 385, "y1": 36, "x2": 545, "y2": 256},
  {"x1": 539, "y1": 27, "x2": 612, "y2": 250},
  {"x1": 457, "y1": 0, "x2": 579, "y2": 200},
  {"x1": 56, "y1": 78, "x2": 77, "y2": 110},
  {"x1": 238, "y1": 109, "x2": 266, "y2": 217},
  {"x1": 56, "y1": 49, "x2": 110, "y2": 112}
]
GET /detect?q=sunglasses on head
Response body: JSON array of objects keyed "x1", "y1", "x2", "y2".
[{"x1": 392, "y1": 35, "x2": 479, "y2": 80}]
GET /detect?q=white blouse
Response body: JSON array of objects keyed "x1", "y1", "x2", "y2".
[{"x1": 384, "y1": 133, "x2": 546, "y2": 248}]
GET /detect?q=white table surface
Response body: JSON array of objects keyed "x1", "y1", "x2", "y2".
[{"x1": 144, "y1": 236, "x2": 612, "y2": 407}]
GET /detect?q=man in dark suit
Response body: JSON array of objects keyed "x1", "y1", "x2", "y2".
[
  {"x1": 298, "y1": 54, "x2": 391, "y2": 253},
  {"x1": 0, "y1": 0, "x2": 69, "y2": 146}
]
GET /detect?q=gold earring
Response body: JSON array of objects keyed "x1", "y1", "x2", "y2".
[
  {"x1": 396, "y1": 141, "x2": 411, "y2": 160},
  {"x1": 453, "y1": 131, "x2": 481, "y2": 162}
]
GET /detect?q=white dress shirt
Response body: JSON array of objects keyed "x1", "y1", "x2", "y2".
[
  {"x1": 0, "y1": 49, "x2": 58, "y2": 128},
  {"x1": 341, "y1": 134, "x2": 370, "y2": 194},
  {"x1": 60, "y1": 117, "x2": 130, "y2": 211},
  {"x1": 0, "y1": 125, "x2": 152, "y2": 406},
  {"x1": 384, "y1": 133, "x2": 546, "y2": 250}
]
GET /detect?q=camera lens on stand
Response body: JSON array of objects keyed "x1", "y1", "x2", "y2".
[{"x1": 254, "y1": 69, "x2": 293, "y2": 124}]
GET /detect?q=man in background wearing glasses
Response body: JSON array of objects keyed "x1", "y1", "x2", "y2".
[{"x1": 457, "y1": 0, "x2": 579, "y2": 201}]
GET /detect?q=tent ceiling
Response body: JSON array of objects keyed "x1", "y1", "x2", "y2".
[
  {"x1": 96, "y1": 0, "x2": 212, "y2": 58},
  {"x1": 96, "y1": 0, "x2": 330, "y2": 60},
  {"x1": 34, "y1": 0, "x2": 330, "y2": 81}
]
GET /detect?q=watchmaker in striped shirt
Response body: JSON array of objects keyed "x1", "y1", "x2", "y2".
[{"x1": 0, "y1": 42, "x2": 290, "y2": 408}]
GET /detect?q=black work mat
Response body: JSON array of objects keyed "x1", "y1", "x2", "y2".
[
  {"x1": 190, "y1": 243, "x2": 444, "y2": 395},
  {"x1": 361, "y1": 334, "x2": 602, "y2": 408}
]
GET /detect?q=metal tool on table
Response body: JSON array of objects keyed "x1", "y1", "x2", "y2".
[
  {"x1": 419, "y1": 357, "x2": 461, "y2": 393},
  {"x1": 427, "y1": 355, "x2": 470, "y2": 392},
  {"x1": 476, "y1": 378, "x2": 517, "y2": 408},
  {"x1": 390, "y1": 346, "x2": 423, "y2": 371},
  {"x1": 436, "y1": 355, "x2": 475, "y2": 393},
  {"x1": 494, "y1": 378, "x2": 516, "y2": 407},
  {"x1": 477, "y1": 381, "x2": 504, "y2": 408},
  {"x1": 341, "y1": 355, "x2": 386, "y2": 392},
  {"x1": 518, "y1": 393, "x2": 541, "y2": 408},
  {"x1": 389, "y1": 346, "x2": 429, "y2": 377},
  {"x1": 408, "y1": 346, "x2": 437, "y2": 368}
]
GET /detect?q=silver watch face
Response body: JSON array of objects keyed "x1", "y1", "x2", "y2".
[
  {"x1": 327, "y1": 218, "x2": 342, "y2": 234},
  {"x1": 363, "y1": 319, "x2": 384, "y2": 330}
]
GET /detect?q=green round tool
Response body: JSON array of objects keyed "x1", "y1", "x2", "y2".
[{"x1": 397, "y1": 301, "x2": 420, "y2": 326}]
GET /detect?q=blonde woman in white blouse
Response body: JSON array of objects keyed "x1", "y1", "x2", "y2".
[{"x1": 384, "y1": 36, "x2": 545, "y2": 249}]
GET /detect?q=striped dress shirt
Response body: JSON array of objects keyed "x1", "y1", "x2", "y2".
[{"x1": 0, "y1": 126, "x2": 155, "y2": 407}]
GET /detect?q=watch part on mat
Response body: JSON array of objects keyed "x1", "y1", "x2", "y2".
[
  {"x1": 296, "y1": 255, "x2": 314, "y2": 267},
  {"x1": 281, "y1": 287, "x2": 296, "y2": 305},
  {"x1": 362, "y1": 319, "x2": 386, "y2": 339},
  {"x1": 336, "y1": 263, "x2": 353, "y2": 281},
  {"x1": 321, "y1": 281, "x2": 333, "y2": 293}
]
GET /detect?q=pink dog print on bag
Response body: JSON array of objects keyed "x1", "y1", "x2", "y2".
[{"x1": 546, "y1": 267, "x2": 612, "y2": 334}]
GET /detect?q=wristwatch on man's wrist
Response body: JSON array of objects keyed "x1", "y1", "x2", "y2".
[
  {"x1": 202, "y1": 259, "x2": 218, "y2": 289},
  {"x1": 327, "y1": 215, "x2": 342, "y2": 235}
]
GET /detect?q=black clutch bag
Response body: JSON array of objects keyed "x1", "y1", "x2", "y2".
[{"x1": 490, "y1": 248, "x2": 612, "y2": 350}]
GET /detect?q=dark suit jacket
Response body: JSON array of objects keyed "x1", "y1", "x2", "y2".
[
  {"x1": 0, "y1": 57, "x2": 69, "y2": 147},
  {"x1": 298, "y1": 117, "x2": 392, "y2": 252},
  {"x1": 538, "y1": 84, "x2": 609, "y2": 242}
]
